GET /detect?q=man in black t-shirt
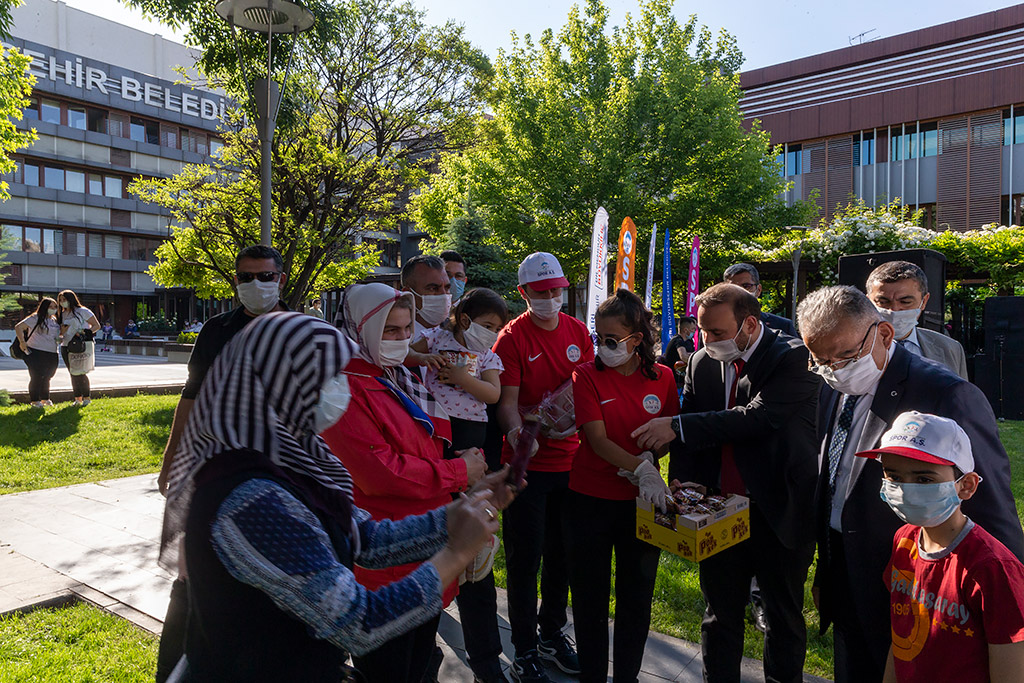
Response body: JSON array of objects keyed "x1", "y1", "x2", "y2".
[{"x1": 155, "y1": 244, "x2": 289, "y2": 683}]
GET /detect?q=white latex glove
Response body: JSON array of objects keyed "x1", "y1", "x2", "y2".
[
  {"x1": 617, "y1": 451, "x2": 656, "y2": 486},
  {"x1": 634, "y1": 459, "x2": 670, "y2": 512},
  {"x1": 545, "y1": 425, "x2": 577, "y2": 440}
]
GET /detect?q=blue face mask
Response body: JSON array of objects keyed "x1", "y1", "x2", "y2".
[
  {"x1": 879, "y1": 478, "x2": 964, "y2": 527},
  {"x1": 450, "y1": 277, "x2": 466, "y2": 301}
]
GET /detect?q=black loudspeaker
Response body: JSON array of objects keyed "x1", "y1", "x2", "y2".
[
  {"x1": 837, "y1": 249, "x2": 946, "y2": 332},
  {"x1": 974, "y1": 297, "x2": 1024, "y2": 420}
]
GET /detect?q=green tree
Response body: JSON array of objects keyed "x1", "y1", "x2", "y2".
[
  {"x1": 410, "y1": 0, "x2": 810, "y2": 290},
  {"x1": 0, "y1": 0, "x2": 39, "y2": 310},
  {"x1": 127, "y1": 0, "x2": 489, "y2": 305},
  {"x1": 429, "y1": 204, "x2": 517, "y2": 297}
]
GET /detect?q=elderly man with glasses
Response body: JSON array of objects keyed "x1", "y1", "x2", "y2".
[
  {"x1": 796, "y1": 285, "x2": 1024, "y2": 683},
  {"x1": 155, "y1": 244, "x2": 290, "y2": 683}
]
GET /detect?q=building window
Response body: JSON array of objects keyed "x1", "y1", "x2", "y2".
[
  {"x1": 786, "y1": 144, "x2": 802, "y2": 175},
  {"x1": 104, "y1": 175, "x2": 123, "y2": 198},
  {"x1": 854, "y1": 133, "x2": 874, "y2": 166},
  {"x1": 129, "y1": 117, "x2": 160, "y2": 145},
  {"x1": 65, "y1": 169, "x2": 85, "y2": 193},
  {"x1": 40, "y1": 99, "x2": 60, "y2": 125},
  {"x1": 24, "y1": 98, "x2": 38, "y2": 120},
  {"x1": 1, "y1": 225, "x2": 21, "y2": 251},
  {"x1": 23, "y1": 226, "x2": 41, "y2": 252},
  {"x1": 88, "y1": 173, "x2": 103, "y2": 195},
  {"x1": 87, "y1": 108, "x2": 107, "y2": 134},
  {"x1": 65, "y1": 229, "x2": 86, "y2": 256},
  {"x1": 210, "y1": 137, "x2": 224, "y2": 155},
  {"x1": 88, "y1": 233, "x2": 103, "y2": 258},
  {"x1": 23, "y1": 162, "x2": 38, "y2": 186},
  {"x1": 43, "y1": 166, "x2": 64, "y2": 190},
  {"x1": 67, "y1": 106, "x2": 86, "y2": 130},
  {"x1": 42, "y1": 228, "x2": 62, "y2": 254},
  {"x1": 920, "y1": 122, "x2": 938, "y2": 157},
  {"x1": 104, "y1": 234, "x2": 122, "y2": 260}
]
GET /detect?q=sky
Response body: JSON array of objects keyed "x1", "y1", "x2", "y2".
[{"x1": 61, "y1": 0, "x2": 1020, "y2": 72}]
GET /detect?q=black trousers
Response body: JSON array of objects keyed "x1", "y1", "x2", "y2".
[
  {"x1": 827, "y1": 529, "x2": 889, "y2": 683},
  {"x1": 564, "y1": 491, "x2": 660, "y2": 683},
  {"x1": 503, "y1": 468, "x2": 571, "y2": 656},
  {"x1": 156, "y1": 577, "x2": 189, "y2": 683},
  {"x1": 444, "y1": 417, "x2": 503, "y2": 678},
  {"x1": 23, "y1": 349, "x2": 58, "y2": 401},
  {"x1": 351, "y1": 613, "x2": 441, "y2": 682},
  {"x1": 59, "y1": 346, "x2": 90, "y2": 398},
  {"x1": 698, "y1": 503, "x2": 814, "y2": 683}
]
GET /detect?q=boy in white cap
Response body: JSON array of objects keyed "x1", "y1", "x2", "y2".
[
  {"x1": 855, "y1": 411, "x2": 1024, "y2": 682},
  {"x1": 494, "y1": 252, "x2": 593, "y2": 681}
]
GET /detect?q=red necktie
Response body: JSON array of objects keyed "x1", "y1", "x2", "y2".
[{"x1": 720, "y1": 359, "x2": 745, "y2": 495}]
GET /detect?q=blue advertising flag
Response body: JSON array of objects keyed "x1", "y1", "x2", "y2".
[{"x1": 661, "y1": 227, "x2": 675, "y2": 349}]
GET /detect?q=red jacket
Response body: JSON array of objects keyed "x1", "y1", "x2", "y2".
[{"x1": 320, "y1": 357, "x2": 466, "y2": 603}]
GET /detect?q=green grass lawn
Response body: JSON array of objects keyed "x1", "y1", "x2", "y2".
[
  {"x1": 0, "y1": 602, "x2": 158, "y2": 682},
  {"x1": 0, "y1": 394, "x2": 176, "y2": 494},
  {"x1": 1, "y1": 395, "x2": 1020, "y2": 680}
]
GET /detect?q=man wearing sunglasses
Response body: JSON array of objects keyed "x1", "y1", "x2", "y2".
[
  {"x1": 632, "y1": 282, "x2": 820, "y2": 683},
  {"x1": 796, "y1": 285, "x2": 1023, "y2": 683},
  {"x1": 154, "y1": 244, "x2": 288, "y2": 682}
]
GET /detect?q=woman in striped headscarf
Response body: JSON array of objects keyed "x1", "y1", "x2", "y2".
[
  {"x1": 322, "y1": 283, "x2": 491, "y2": 681},
  {"x1": 160, "y1": 312, "x2": 508, "y2": 682}
]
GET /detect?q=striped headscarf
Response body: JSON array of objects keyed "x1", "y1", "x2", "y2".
[{"x1": 160, "y1": 312, "x2": 357, "y2": 569}]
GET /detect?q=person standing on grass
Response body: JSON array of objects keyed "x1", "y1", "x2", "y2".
[
  {"x1": 413, "y1": 286, "x2": 510, "y2": 683},
  {"x1": 56, "y1": 289, "x2": 100, "y2": 406},
  {"x1": 566, "y1": 289, "x2": 677, "y2": 683},
  {"x1": 154, "y1": 244, "x2": 289, "y2": 683},
  {"x1": 14, "y1": 297, "x2": 60, "y2": 408},
  {"x1": 495, "y1": 252, "x2": 592, "y2": 682}
]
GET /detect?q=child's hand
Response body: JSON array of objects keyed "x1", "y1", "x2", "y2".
[
  {"x1": 439, "y1": 363, "x2": 471, "y2": 386},
  {"x1": 422, "y1": 353, "x2": 447, "y2": 371}
]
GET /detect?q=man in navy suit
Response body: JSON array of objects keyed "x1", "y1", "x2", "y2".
[
  {"x1": 724, "y1": 263, "x2": 798, "y2": 337},
  {"x1": 796, "y1": 285, "x2": 1024, "y2": 683}
]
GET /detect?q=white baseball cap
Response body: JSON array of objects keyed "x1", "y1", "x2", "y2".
[
  {"x1": 518, "y1": 252, "x2": 569, "y2": 291},
  {"x1": 855, "y1": 410, "x2": 974, "y2": 472}
]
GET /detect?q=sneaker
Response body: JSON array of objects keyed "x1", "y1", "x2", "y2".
[
  {"x1": 29, "y1": 401, "x2": 44, "y2": 409},
  {"x1": 81, "y1": 398, "x2": 91, "y2": 406},
  {"x1": 537, "y1": 631, "x2": 580, "y2": 675},
  {"x1": 73, "y1": 398, "x2": 83, "y2": 406},
  {"x1": 41, "y1": 400, "x2": 54, "y2": 406},
  {"x1": 510, "y1": 650, "x2": 550, "y2": 683}
]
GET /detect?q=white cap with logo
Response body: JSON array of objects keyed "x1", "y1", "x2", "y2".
[
  {"x1": 855, "y1": 410, "x2": 974, "y2": 473},
  {"x1": 518, "y1": 252, "x2": 570, "y2": 291}
]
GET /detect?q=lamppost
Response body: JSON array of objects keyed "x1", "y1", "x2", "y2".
[{"x1": 215, "y1": 0, "x2": 315, "y2": 247}]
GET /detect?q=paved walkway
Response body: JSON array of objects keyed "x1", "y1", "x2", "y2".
[
  {"x1": 0, "y1": 354, "x2": 187, "y2": 401},
  {"x1": 0, "y1": 475, "x2": 829, "y2": 682}
]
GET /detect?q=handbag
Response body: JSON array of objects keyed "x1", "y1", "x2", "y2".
[
  {"x1": 67, "y1": 341, "x2": 95, "y2": 375},
  {"x1": 67, "y1": 334, "x2": 86, "y2": 354},
  {"x1": 9, "y1": 325, "x2": 35, "y2": 360}
]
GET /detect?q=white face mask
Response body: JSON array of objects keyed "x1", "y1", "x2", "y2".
[
  {"x1": 528, "y1": 293, "x2": 562, "y2": 321},
  {"x1": 704, "y1": 326, "x2": 747, "y2": 364},
  {"x1": 463, "y1": 321, "x2": 498, "y2": 353},
  {"x1": 875, "y1": 305, "x2": 921, "y2": 340},
  {"x1": 417, "y1": 293, "x2": 452, "y2": 328},
  {"x1": 597, "y1": 341, "x2": 634, "y2": 367},
  {"x1": 60, "y1": 300, "x2": 69, "y2": 309},
  {"x1": 237, "y1": 279, "x2": 280, "y2": 315},
  {"x1": 48, "y1": 308, "x2": 57, "y2": 316},
  {"x1": 378, "y1": 338, "x2": 410, "y2": 367},
  {"x1": 811, "y1": 326, "x2": 885, "y2": 395}
]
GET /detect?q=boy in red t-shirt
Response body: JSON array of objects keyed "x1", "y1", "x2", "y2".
[
  {"x1": 495, "y1": 252, "x2": 593, "y2": 682},
  {"x1": 854, "y1": 411, "x2": 1024, "y2": 683}
]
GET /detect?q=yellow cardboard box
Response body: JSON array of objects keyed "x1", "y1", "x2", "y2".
[{"x1": 635, "y1": 484, "x2": 750, "y2": 561}]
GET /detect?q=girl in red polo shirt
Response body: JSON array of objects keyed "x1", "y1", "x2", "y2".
[{"x1": 566, "y1": 288, "x2": 677, "y2": 683}]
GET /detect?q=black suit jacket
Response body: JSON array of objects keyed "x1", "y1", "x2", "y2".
[
  {"x1": 761, "y1": 311, "x2": 797, "y2": 337},
  {"x1": 669, "y1": 327, "x2": 821, "y2": 550},
  {"x1": 814, "y1": 344, "x2": 1024, "y2": 634}
]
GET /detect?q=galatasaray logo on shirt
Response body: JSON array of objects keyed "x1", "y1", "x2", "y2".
[
  {"x1": 643, "y1": 394, "x2": 661, "y2": 414},
  {"x1": 566, "y1": 344, "x2": 581, "y2": 362}
]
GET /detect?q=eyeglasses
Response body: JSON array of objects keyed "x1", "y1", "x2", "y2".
[
  {"x1": 236, "y1": 271, "x2": 282, "y2": 283},
  {"x1": 592, "y1": 332, "x2": 638, "y2": 351},
  {"x1": 808, "y1": 321, "x2": 879, "y2": 373},
  {"x1": 734, "y1": 282, "x2": 759, "y2": 292}
]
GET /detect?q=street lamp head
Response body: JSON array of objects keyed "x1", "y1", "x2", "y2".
[{"x1": 215, "y1": 0, "x2": 315, "y2": 34}]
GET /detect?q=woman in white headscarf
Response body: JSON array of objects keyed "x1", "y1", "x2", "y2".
[
  {"x1": 321, "y1": 283, "x2": 489, "y2": 681},
  {"x1": 160, "y1": 312, "x2": 507, "y2": 682}
]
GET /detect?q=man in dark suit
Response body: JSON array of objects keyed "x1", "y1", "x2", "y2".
[
  {"x1": 633, "y1": 283, "x2": 820, "y2": 683},
  {"x1": 797, "y1": 285, "x2": 1024, "y2": 683},
  {"x1": 724, "y1": 263, "x2": 798, "y2": 337}
]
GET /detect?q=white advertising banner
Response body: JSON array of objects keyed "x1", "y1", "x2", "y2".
[{"x1": 586, "y1": 207, "x2": 610, "y2": 336}]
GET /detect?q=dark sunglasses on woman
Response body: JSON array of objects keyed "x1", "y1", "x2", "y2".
[{"x1": 591, "y1": 332, "x2": 638, "y2": 351}]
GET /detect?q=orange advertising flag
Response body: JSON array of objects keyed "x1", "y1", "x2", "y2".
[{"x1": 614, "y1": 217, "x2": 638, "y2": 292}]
